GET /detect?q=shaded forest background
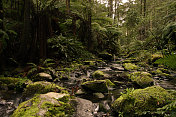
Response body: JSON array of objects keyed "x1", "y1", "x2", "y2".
[{"x1": 0, "y1": 0, "x2": 176, "y2": 71}]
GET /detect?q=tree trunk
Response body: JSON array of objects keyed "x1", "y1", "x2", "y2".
[
  {"x1": 0, "y1": 0, "x2": 3, "y2": 29},
  {"x1": 114, "y1": 0, "x2": 117, "y2": 24},
  {"x1": 0, "y1": 0, "x2": 4, "y2": 71},
  {"x1": 37, "y1": 12, "x2": 52, "y2": 60},
  {"x1": 18, "y1": 0, "x2": 31, "y2": 63},
  {"x1": 66, "y1": 0, "x2": 70, "y2": 14},
  {"x1": 140, "y1": 0, "x2": 143, "y2": 15},
  {"x1": 144, "y1": 0, "x2": 146, "y2": 17},
  {"x1": 72, "y1": 16, "x2": 77, "y2": 36},
  {"x1": 87, "y1": 0, "x2": 93, "y2": 51},
  {"x1": 108, "y1": 0, "x2": 113, "y2": 18}
]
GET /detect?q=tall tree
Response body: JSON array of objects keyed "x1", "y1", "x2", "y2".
[
  {"x1": 87, "y1": 0, "x2": 93, "y2": 51},
  {"x1": 18, "y1": 0, "x2": 31, "y2": 63},
  {"x1": 108, "y1": 0, "x2": 113, "y2": 18},
  {"x1": 0, "y1": 0, "x2": 3, "y2": 29},
  {"x1": 66, "y1": 0, "x2": 70, "y2": 14},
  {"x1": 0, "y1": 0, "x2": 3, "y2": 53}
]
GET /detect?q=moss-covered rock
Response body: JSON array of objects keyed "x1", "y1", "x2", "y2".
[
  {"x1": 92, "y1": 70, "x2": 105, "y2": 79},
  {"x1": 152, "y1": 68, "x2": 171, "y2": 78},
  {"x1": 129, "y1": 72, "x2": 154, "y2": 87},
  {"x1": 81, "y1": 79, "x2": 115, "y2": 93},
  {"x1": 33, "y1": 72, "x2": 53, "y2": 82},
  {"x1": 22, "y1": 81, "x2": 67, "y2": 98},
  {"x1": 149, "y1": 52, "x2": 163, "y2": 64},
  {"x1": 112, "y1": 86, "x2": 175, "y2": 116},
  {"x1": 123, "y1": 63, "x2": 138, "y2": 71},
  {"x1": 12, "y1": 92, "x2": 73, "y2": 117},
  {"x1": 0, "y1": 77, "x2": 30, "y2": 91}
]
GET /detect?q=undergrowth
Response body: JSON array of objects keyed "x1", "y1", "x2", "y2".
[{"x1": 155, "y1": 54, "x2": 176, "y2": 70}]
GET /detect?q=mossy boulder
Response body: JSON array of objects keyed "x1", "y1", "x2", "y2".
[
  {"x1": 123, "y1": 63, "x2": 138, "y2": 71},
  {"x1": 129, "y1": 72, "x2": 154, "y2": 87},
  {"x1": 92, "y1": 70, "x2": 105, "y2": 79},
  {"x1": 0, "y1": 77, "x2": 30, "y2": 91},
  {"x1": 112, "y1": 86, "x2": 174, "y2": 116},
  {"x1": 152, "y1": 68, "x2": 171, "y2": 78},
  {"x1": 149, "y1": 52, "x2": 163, "y2": 64},
  {"x1": 22, "y1": 81, "x2": 67, "y2": 98},
  {"x1": 81, "y1": 79, "x2": 115, "y2": 93},
  {"x1": 12, "y1": 92, "x2": 73, "y2": 117}
]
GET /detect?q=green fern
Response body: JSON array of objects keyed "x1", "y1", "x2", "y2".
[
  {"x1": 156, "y1": 101, "x2": 176, "y2": 117},
  {"x1": 155, "y1": 54, "x2": 176, "y2": 69}
]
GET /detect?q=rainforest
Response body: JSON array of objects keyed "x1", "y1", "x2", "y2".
[{"x1": 0, "y1": 0, "x2": 176, "y2": 117}]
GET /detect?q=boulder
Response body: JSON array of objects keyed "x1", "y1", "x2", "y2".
[
  {"x1": 0, "y1": 77, "x2": 30, "y2": 91},
  {"x1": 33, "y1": 72, "x2": 52, "y2": 81},
  {"x1": 151, "y1": 53, "x2": 163, "y2": 63},
  {"x1": 22, "y1": 81, "x2": 67, "y2": 98},
  {"x1": 11, "y1": 92, "x2": 73, "y2": 117},
  {"x1": 71, "y1": 97, "x2": 94, "y2": 117},
  {"x1": 123, "y1": 63, "x2": 138, "y2": 71},
  {"x1": 152, "y1": 68, "x2": 171, "y2": 78},
  {"x1": 93, "y1": 93, "x2": 105, "y2": 99},
  {"x1": 92, "y1": 70, "x2": 105, "y2": 79},
  {"x1": 112, "y1": 86, "x2": 175, "y2": 116},
  {"x1": 129, "y1": 72, "x2": 154, "y2": 87},
  {"x1": 81, "y1": 79, "x2": 115, "y2": 93}
]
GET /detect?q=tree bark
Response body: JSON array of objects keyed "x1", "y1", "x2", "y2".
[
  {"x1": 0, "y1": 0, "x2": 3, "y2": 53},
  {"x1": 0, "y1": 0, "x2": 3, "y2": 29},
  {"x1": 87, "y1": 0, "x2": 93, "y2": 51},
  {"x1": 143, "y1": 0, "x2": 146, "y2": 17},
  {"x1": 108, "y1": 0, "x2": 113, "y2": 18},
  {"x1": 66, "y1": 0, "x2": 70, "y2": 14},
  {"x1": 140, "y1": 0, "x2": 143, "y2": 15},
  {"x1": 18, "y1": 0, "x2": 31, "y2": 63}
]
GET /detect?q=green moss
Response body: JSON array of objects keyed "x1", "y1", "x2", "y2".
[
  {"x1": 12, "y1": 93, "x2": 73, "y2": 117},
  {"x1": 44, "y1": 101, "x2": 74, "y2": 117},
  {"x1": 151, "y1": 53, "x2": 163, "y2": 63},
  {"x1": 0, "y1": 77, "x2": 19, "y2": 84},
  {"x1": 112, "y1": 86, "x2": 174, "y2": 116},
  {"x1": 23, "y1": 81, "x2": 67, "y2": 97},
  {"x1": 123, "y1": 63, "x2": 138, "y2": 71},
  {"x1": 123, "y1": 59, "x2": 131, "y2": 63},
  {"x1": 152, "y1": 68, "x2": 171, "y2": 78},
  {"x1": 58, "y1": 95, "x2": 70, "y2": 103},
  {"x1": 84, "y1": 61, "x2": 96, "y2": 66},
  {"x1": 12, "y1": 95, "x2": 41, "y2": 117},
  {"x1": 92, "y1": 70, "x2": 105, "y2": 79},
  {"x1": 0, "y1": 77, "x2": 30, "y2": 91},
  {"x1": 129, "y1": 72, "x2": 154, "y2": 87},
  {"x1": 81, "y1": 79, "x2": 115, "y2": 93}
]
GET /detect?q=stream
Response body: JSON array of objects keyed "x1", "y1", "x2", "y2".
[{"x1": 0, "y1": 58, "x2": 176, "y2": 117}]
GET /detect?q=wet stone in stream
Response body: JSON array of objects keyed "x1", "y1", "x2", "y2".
[{"x1": 0, "y1": 91, "x2": 22, "y2": 117}]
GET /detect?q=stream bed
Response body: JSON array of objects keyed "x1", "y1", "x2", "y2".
[{"x1": 0, "y1": 58, "x2": 176, "y2": 117}]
